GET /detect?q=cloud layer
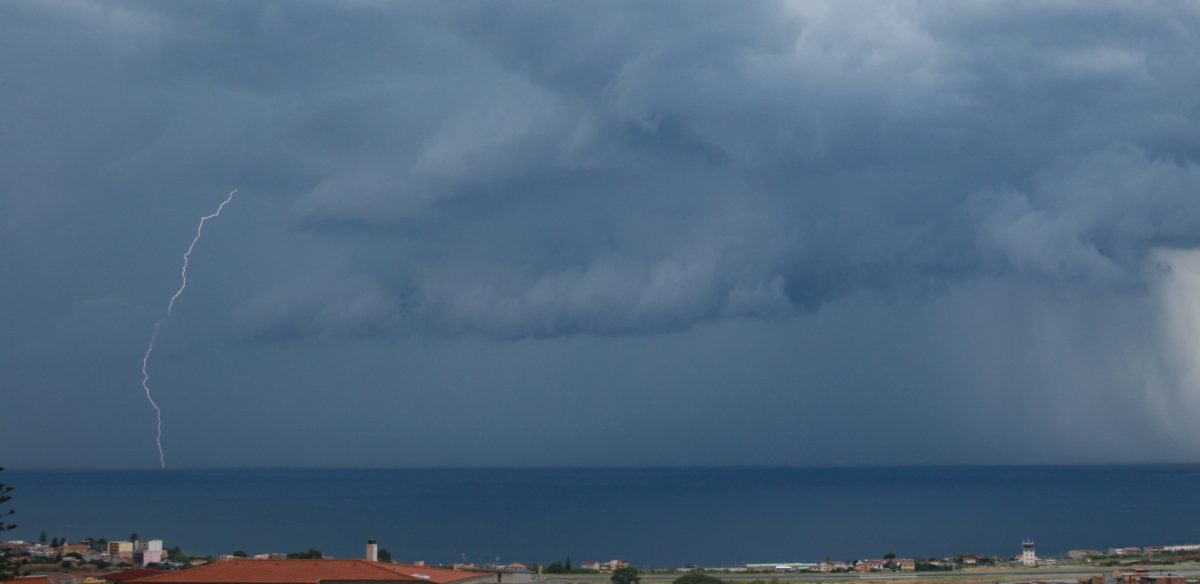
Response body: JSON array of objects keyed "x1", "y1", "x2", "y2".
[{"x1": 3, "y1": 0, "x2": 1200, "y2": 466}]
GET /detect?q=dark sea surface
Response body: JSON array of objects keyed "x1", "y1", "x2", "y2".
[{"x1": 4, "y1": 466, "x2": 1200, "y2": 567}]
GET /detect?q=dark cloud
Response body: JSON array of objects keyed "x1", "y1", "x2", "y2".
[
  {"x1": 262, "y1": 1, "x2": 1200, "y2": 338},
  {"x1": 3, "y1": 0, "x2": 1200, "y2": 466}
]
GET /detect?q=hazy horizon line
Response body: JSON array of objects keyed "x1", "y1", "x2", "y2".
[{"x1": 8, "y1": 462, "x2": 1200, "y2": 473}]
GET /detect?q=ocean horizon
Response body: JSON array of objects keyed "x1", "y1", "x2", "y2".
[{"x1": 5, "y1": 465, "x2": 1199, "y2": 567}]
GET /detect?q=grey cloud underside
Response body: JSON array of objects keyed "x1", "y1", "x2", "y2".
[
  {"x1": 3, "y1": 1, "x2": 1200, "y2": 342},
  {"x1": 260, "y1": 1, "x2": 1200, "y2": 338},
  {"x1": 5, "y1": 0, "x2": 1200, "y2": 467}
]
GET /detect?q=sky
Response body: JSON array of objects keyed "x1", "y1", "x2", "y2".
[{"x1": 3, "y1": 0, "x2": 1200, "y2": 468}]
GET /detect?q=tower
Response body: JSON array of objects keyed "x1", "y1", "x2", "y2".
[{"x1": 1021, "y1": 540, "x2": 1037, "y2": 567}]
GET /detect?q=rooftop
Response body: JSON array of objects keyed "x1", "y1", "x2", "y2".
[
  {"x1": 102, "y1": 570, "x2": 166, "y2": 583},
  {"x1": 134, "y1": 560, "x2": 484, "y2": 584}
]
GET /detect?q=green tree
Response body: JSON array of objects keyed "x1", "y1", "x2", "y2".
[
  {"x1": 0, "y1": 469, "x2": 14, "y2": 532},
  {"x1": 611, "y1": 567, "x2": 640, "y2": 584},
  {"x1": 673, "y1": 573, "x2": 724, "y2": 584},
  {"x1": 232, "y1": 551, "x2": 248, "y2": 558},
  {"x1": 378, "y1": 549, "x2": 392, "y2": 563},
  {"x1": 0, "y1": 470, "x2": 15, "y2": 581},
  {"x1": 884, "y1": 553, "x2": 896, "y2": 560},
  {"x1": 287, "y1": 549, "x2": 323, "y2": 559}
]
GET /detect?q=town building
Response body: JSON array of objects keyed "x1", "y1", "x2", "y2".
[
  {"x1": 1110, "y1": 547, "x2": 1142, "y2": 557},
  {"x1": 854, "y1": 560, "x2": 889, "y2": 573},
  {"x1": 815, "y1": 561, "x2": 849, "y2": 572},
  {"x1": 1161, "y1": 544, "x2": 1200, "y2": 553},
  {"x1": 743, "y1": 563, "x2": 815, "y2": 572},
  {"x1": 1115, "y1": 568, "x2": 1151, "y2": 584},
  {"x1": 134, "y1": 541, "x2": 163, "y2": 567},
  {"x1": 1139, "y1": 576, "x2": 1186, "y2": 584},
  {"x1": 107, "y1": 543, "x2": 134, "y2": 561},
  {"x1": 605, "y1": 561, "x2": 629, "y2": 572},
  {"x1": 58, "y1": 545, "x2": 88, "y2": 558},
  {"x1": 26, "y1": 545, "x2": 55, "y2": 560}
]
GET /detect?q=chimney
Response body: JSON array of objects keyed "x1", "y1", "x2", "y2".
[{"x1": 366, "y1": 539, "x2": 378, "y2": 562}]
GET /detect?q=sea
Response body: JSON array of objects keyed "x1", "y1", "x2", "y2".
[{"x1": 4, "y1": 466, "x2": 1200, "y2": 568}]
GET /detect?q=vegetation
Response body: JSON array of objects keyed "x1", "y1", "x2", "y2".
[
  {"x1": 287, "y1": 549, "x2": 323, "y2": 559},
  {"x1": 232, "y1": 550, "x2": 248, "y2": 558},
  {"x1": 0, "y1": 468, "x2": 14, "y2": 531},
  {"x1": 611, "y1": 567, "x2": 641, "y2": 584},
  {"x1": 544, "y1": 559, "x2": 591, "y2": 574},
  {"x1": 0, "y1": 468, "x2": 14, "y2": 581},
  {"x1": 673, "y1": 573, "x2": 724, "y2": 584},
  {"x1": 916, "y1": 559, "x2": 953, "y2": 572},
  {"x1": 168, "y1": 545, "x2": 191, "y2": 564},
  {"x1": 85, "y1": 537, "x2": 109, "y2": 552},
  {"x1": 378, "y1": 549, "x2": 392, "y2": 563}
]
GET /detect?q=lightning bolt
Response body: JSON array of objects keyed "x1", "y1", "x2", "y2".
[
  {"x1": 141, "y1": 322, "x2": 165, "y2": 468},
  {"x1": 168, "y1": 189, "x2": 238, "y2": 315},
  {"x1": 141, "y1": 189, "x2": 239, "y2": 468}
]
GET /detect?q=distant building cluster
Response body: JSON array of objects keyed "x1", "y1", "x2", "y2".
[
  {"x1": 1, "y1": 538, "x2": 166, "y2": 570},
  {"x1": 688, "y1": 553, "x2": 1001, "y2": 574},
  {"x1": 576, "y1": 561, "x2": 628, "y2": 572}
]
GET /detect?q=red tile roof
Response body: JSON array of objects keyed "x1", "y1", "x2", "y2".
[
  {"x1": 135, "y1": 560, "x2": 485, "y2": 584},
  {"x1": 103, "y1": 570, "x2": 166, "y2": 583}
]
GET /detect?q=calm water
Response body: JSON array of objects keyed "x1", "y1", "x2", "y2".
[{"x1": 4, "y1": 466, "x2": 1199, "y2": 567}]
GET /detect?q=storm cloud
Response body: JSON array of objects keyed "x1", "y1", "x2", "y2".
[{"x1": 3, "y1": 1, "x2": 1200, "y2": 467}]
